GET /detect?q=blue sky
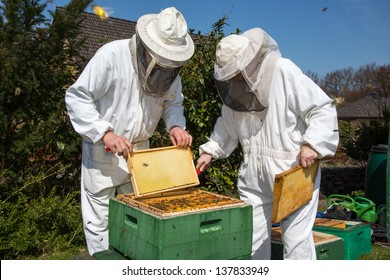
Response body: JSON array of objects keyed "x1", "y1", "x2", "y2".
[{"x1": 45, "y1": 0, "x2": 390, "y2": 77}]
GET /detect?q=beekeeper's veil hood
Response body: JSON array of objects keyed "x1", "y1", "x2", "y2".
[
  {"x1": 214, "y1": 28, "x2": 281, "y2": 109},
  {"x1": 131, "y1": 7, "x2": 194, "y2": 95},
  {"x1": 136, "y1": 7, "x2": 194, "y2": 65}
]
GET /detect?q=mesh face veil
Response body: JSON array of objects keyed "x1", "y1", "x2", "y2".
[
  {"x1": 214, "y1": 28, "x2": 281, "y2": 111},
  {"x1": 136, "y1": 36, "x2": 182, "y2": 97},
  {"x1": 133, "y1": 7, "x2": 194, "y2": 96},
  {"x1": 215, "y1": 74, "x2": 266, "y2": 112}
]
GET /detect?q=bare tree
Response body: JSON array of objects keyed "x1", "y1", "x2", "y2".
[
  {"x1": 322, "y1": 67, "x2": 355, "y2": 98},
  {"x1": 353, "y1": 63, "x2": 378, "y2": 98},
  {"x1": 305, "y1": 70, "x2": 322, "y2": 86}
]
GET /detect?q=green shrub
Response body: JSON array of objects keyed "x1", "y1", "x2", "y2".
[
  {"x1": 0, "y1": 190, "x2": 84, "y2": 259},
  {"x1": 341, "y1": 120, "x2": 388, "y2": 163},
  {"x1": 0, "y1": 160, "x2": 84, "y2": 259}
]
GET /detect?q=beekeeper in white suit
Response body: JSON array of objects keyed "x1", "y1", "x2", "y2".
[
  {"x1": 65, "y1": 7, "x2": 194, "y2": 256},
  {"x1": 196, "y1": 28, "x2": 339, "y2": 260}
]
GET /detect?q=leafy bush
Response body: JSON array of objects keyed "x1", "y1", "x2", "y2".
[
  {"x1": 338, "y1": 121, "x2": 355, "y2": 149},
  {"x1": 341, "y1": 120, "x2": 389, "y2": 163},
  {"x1": 0, "y1": 190, "x2": 84, "y2": 259},
  {"x1": 0, "y1": 0, "x2": 90, "y2": 260},
  {"x1": 0, "y1": 159, "x2": 84, "y2": 259}
]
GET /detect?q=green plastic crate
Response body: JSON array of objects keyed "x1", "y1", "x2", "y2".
[
  {"x1": 313, "y1": 219, "x2": 372, "y2": 260},
  {"x1": 108, "y1": 196, "x2": 253, "y2": 260},
  {"x1": 271, "y1": 230, "x2": 344, "y2": 260}
]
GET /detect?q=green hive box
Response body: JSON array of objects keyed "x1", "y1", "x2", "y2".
[
  {"x1": 313, "y1": 218, "x2": 372, "y2": 260},
  {"x1": 108, "y1": 146, "x2": 253, "y2": 260},
  {"x1": 270, "y1": 229, "x2": 344, "y2": 260},
  {"x1": 108, "y1": 191, "x2": 253, "y2": 260}
]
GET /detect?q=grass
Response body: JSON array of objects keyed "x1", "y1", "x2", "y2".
[
  {"x1": 22, "y1": 247, "x2": 88, "y2": 260},
  {"x1": 360, "y1": 243, "x2": 390, "y2": 260}
]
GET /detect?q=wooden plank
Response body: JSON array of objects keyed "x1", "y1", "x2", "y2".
[
  {"x1": 127, "y1": 146, "x2": 200, "y2": 197},
  {"x1": 314, "y1": 218, "x2": 346, "y2": 229},
  {"x1": 272, "y1": 161, "x2": 319, "y2": 223},
  {"x1": 271, "y1": 227, "x2": 342, "y2": 244}
]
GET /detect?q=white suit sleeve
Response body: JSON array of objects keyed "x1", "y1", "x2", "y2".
[
  {"x1": 199, "y1": 106, "x2": 239, "y2": 159},
  {"x1": 65, "y1": 49, "x2": 114, "y2": 143},
  {"x1": 286, "y1": 62, "x2": 339, "y2": 158},
  {"x1": 162, "y1": 76, "x2": 186, "y2": 130}
]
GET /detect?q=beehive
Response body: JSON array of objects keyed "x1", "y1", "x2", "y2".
[
  {"x1": 108, "y1": 146, "x2": 253, "y2": 260},
  {"x1": 115, "y1": 189, "x2": 244, "y2": 217},
  {"x1": 313, "y1": 218, "x2": 372, "y2": 260},
  {"x1": 270, "y1": 226, "x2": 344, "y2": 260}
]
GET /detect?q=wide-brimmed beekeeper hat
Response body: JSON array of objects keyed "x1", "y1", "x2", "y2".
[{"x1": 136, "y1": 7, "x2": 194, "y2": 65}]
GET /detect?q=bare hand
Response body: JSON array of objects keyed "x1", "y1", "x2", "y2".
[
  {"x1": 169, "y1": 126, "x2": 192, "y2": 148},
  {"x1": 102, "y1": 131, "x2": 133, "y2": 158},
  {"x1": 196, "y1": 153, "x2": 213, "y2": 172},
  {"x1": 300, "y1": 144, "x2": 318, "y2": 168}
]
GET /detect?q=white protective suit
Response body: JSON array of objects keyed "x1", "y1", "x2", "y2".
[
  {"x1": 199, "y1": 28, "x2": 339, "y2": 260},
  {"x1": 65, "y1": 37, "x2": 187, "y2": 255}
]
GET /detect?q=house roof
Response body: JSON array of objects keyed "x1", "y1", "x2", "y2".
[
  {"x1": 56, "y1": 7, "x2": 136, "y2": 59},
  {"x1": 56, "y1": 6, "x2": 202, "y2": 60},
  {"x1": 337, "y1": 95, "x2": 388, "y2": 120}
]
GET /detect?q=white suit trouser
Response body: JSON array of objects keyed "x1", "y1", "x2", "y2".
[
  {"x1": 244, "y1": 172, "x2": 320, "y2": 260},
  {"x1": 81, "y1": 182, "x2": 132, "y2": 256}
]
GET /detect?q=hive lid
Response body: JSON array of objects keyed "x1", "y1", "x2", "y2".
[{"x1": 127, "y1": 146, "x2": 200, "y2": 197}]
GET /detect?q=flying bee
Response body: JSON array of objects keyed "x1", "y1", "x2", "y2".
[{"x1": 92, "y1": 5, "x2": 113, "y2": 20}]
